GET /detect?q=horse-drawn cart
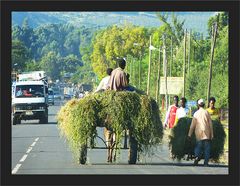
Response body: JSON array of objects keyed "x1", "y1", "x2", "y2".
[
  {"x1": 57, "y1": 91, "x2": 163, "y2": 165},
  {"x1": 78, "y1": 128, "x2": 138, "y2": 164}
]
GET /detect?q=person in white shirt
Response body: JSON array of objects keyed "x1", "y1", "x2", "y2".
[
  {"x1": 174, "y1": 97, "x2": 189, "y2": 125},
  {"x1": 95, "y1": 68, "x2": 113, "y2": 93}
]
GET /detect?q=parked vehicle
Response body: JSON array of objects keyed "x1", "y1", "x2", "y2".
[
  {"x1": 54, "y1": 91, "x2": 62, "y2": 100},
  {"x1": 48, "y1": 89, "x2": 54, "y2": 105},
  {"x1": 64, "y1": 87, "x2": 74, "y2": 100},
  {"x1": 12, "y1": 71, "x2": 49, "y2": 125}
]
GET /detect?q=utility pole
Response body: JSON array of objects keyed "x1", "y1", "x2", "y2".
[
  {"x1": 169, "y1": 36, "x2": 173, "y2": 107},
  {"x1": 207, "y1": 19, "x2": 218, "y2": 102},
  {"x1": 147, "y1": 36, "x2": 152, "y2": 95},
  {"x1": 156, "y1": 48, "x2": 161, "y2": 103},
  {"x1": 183, "y1": 29, "x2": 187, "y2": 97},
  {"x1": 170, "y1": 36, "x2": 173, "y2": 77},
  {"x1": 163, "y1": 34, "x2": 168, "y2": 111},
  {"x1": 130, "y1": 58, "x2": 132, "y2": 80},
  {"x1": 138, "y1": 54, "x2": 141, "y2": 89},
  {"x1": 188, "y1": 29, "x2": 191, "y2": 75},
  {"x1": 132, "y1": 57, "x2": 135, "y2": 86}
]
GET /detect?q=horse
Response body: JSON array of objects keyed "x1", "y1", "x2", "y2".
[{"x1": 103, "y1": 127, "x2": 116, "y2": 163}]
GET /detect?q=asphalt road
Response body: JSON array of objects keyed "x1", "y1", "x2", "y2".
[{"x1": 11, "y1": 100, "x2": 228, "y2": 175}]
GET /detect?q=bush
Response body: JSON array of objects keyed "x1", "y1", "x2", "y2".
[
  {"x1": 169, "y1": 117, "x2": 226, "y2": 162},
  {"x1": 57, "y1": 90, "x2": 163, "y2": 161}
]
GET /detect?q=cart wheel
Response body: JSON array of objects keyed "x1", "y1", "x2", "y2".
[
  {"x1": 128, "y1": 135, "x2": 138, "y2": 164},
  {"x1": 79, "y1": 144, "x2": 87, "y2": 164}
]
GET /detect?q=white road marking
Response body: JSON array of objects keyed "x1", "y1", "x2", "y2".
[
  {"x1": 26, "y1": 147, "x2": 33, "y2": 154},
  {"x1": 12, "y1": 137, "x2": 40, "y2": 174},
  {"x1": 19, "y1": 154, "x2": 28, "y2": 162},
  {"x1": 31, "y1": 141, "x2": 36, "y2": 147},
  {"x1": 11, "y1": 164, "x2": 22, "y2": 174}
]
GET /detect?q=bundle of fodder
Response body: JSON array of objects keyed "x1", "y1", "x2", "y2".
[
  {"x1": 57, "y1": 90, "x2": 163, "y2": 159},
  {"x1": 169, "y1": 117, "x2": 226, "y2": 162}
]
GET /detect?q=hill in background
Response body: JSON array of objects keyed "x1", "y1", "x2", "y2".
[{"x1": 12, "y1": 11, "x2": 216, "y2": 37}]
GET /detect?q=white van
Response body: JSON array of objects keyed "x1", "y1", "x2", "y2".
[{"x1": 12, "y1": 80, "x2": 48, "y2": 125}]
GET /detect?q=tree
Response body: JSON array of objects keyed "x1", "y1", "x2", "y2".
[
  {"x1": 25, "y1": 60, "x2": 41, "y2": 71},
  {"x1": 207, "y1": 12, "x2": 228, "y2": 37},
  {"x1": 91, "y1": 25, "x2": 149, "y2": 80},
  {"x1": 12, "y1": 40, "x2": 31, "y2": 72},
  {"x1": 39, "y1": 51, "x2": 61, "y2": 80},
  {"x1": 61, "y1": 54, "x2": 83, "y2": 73}
]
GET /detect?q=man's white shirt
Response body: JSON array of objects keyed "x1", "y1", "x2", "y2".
[{"x1": 95, "y1": 76, "x2": 110, "y2": 92}]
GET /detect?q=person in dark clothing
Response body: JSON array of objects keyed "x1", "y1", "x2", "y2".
[{"x1": 124, "y1": 73, "x2": 135, "y2": 92}]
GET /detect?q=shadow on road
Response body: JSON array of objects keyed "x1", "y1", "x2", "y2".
[
  {"x1": 136, "y1": 162, "x2": 228, "y2": 168},
  {"x1": 90, "y1": 162, "x2": 228, "y2": 168},
  {"x1": 47, "y1": 122, "x2": 58, "y2": 125},
  {"x1": 48, "y1": 114, "x2": 57, "y2": 116},
  {"x1": 19, "y1": 122, "x2": 58, "y2": 125}
]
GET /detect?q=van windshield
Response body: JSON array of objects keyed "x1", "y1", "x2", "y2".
[
  {"x1": 15, "y1": 85, "x2": 44, "y2": 98},
  {"x1": 48, "y1": 90, "x2": 54, "y2": 95}
]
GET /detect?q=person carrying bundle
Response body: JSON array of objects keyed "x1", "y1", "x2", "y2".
[
  {"x1": 174, "y1": 97, "x2": 189, "y2": 125},
  {"x1": 164, "y1": 95, "x2": 179, "y2": 129},
  {"x1": 206, "y1": 97, "x2": 220, "y2": 120},
  {"x1": 187, "y1": 98, "x2": 214, "y2": 167}
]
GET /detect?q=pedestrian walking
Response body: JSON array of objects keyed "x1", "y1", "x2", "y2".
[
  {"x1": 188, "y1": 98, "x2": 214, "y2": 166},
  {"x1": 95, "y1": 67, "x2": 113, "y2": 93},
  {"x1": 164, "y1": 95, "x2": 179, "y2": 129},
  {"x1": 174, "y1": 97, "x2": 189, "y2": 125},
  {"x1": 206, "y1": 97, "x2": 220, "y2": 120}
]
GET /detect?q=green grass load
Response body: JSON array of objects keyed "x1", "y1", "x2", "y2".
[
  {"x1": 57, "y1": 90, "x2": 163, "y2": 161},
  {"x1": 169, "y1": 117, "x2": 226, "y2": 162}
]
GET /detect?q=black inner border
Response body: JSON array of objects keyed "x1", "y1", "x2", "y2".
[{"x1": 1, "y1": 1, "x2": 239, "y2": 186}]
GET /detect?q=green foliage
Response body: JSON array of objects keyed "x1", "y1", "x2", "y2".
[
  {"x1": 91, "y1": 25, "x2": 149, "y2": 80},
  {"x1": 39, "y1": 51, "x2": 61, "y2": 81},
  {"x1": 12, "y1": 40, "x2": 31, "y2": 72},
  {"x1": 61, "y1": 54, "x2": 83, "y2": 73},
  {"x1": 207, "y1": 12, "x2": 228, "y2": 37},
  {"x1": 25, "y1": 60, "x2": 41, "y2": 71},
  {"x1": 11, "y1": 13, "x2": 228, "y2": 109},
  {"x1": 12, "y1": 23, "x2": 95, "y2": 83},
  {"x1": 57, "y1": 91, "x2": 163, "y2": 161},
  {"x1": 169, "y1": 117, "x2": 194, "y2": 160},
  {"x1": 185, "y1": 68, "x2": 209, "y2": 101},
  {"x1": 169, "y1": 117, "x2": 226, "y2": 162},
  {"x1": 185, "y1": 16, "x2": 228, "y2": 108},
  {"x1": 210, "y1": 73, "x2": 228, "y2": 108}
]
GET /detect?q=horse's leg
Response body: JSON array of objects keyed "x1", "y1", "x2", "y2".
[
  {"x1": 107, "y1": 146, "x2": 111, "y2": 162},
  {"x1": 112, "y1": 133, "x2": 116, "y2": 162},
  {"x1": 108, "y1": 132, "x2": 114, "y2": 163},
  {"x1": 104, "y1": 128, "x2": 111, "y2": 162}
]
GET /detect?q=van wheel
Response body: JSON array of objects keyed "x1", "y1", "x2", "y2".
[
  {"x1": 39, "y1": 115, "x2": 48, "y2": 124},
  {"x1": 13, "y1": 117, "x2": 20, "y2": 125}
]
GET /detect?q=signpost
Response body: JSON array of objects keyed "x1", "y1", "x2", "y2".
[
  {"x1": 186, "y1": 100, "x2": 197, "y2": 108},
  {"x1": 186, "y1": 100, "x2": 197, "y2": 116},
  {"x1": 160, "y1": 77, "x2": 184, "y2": 95}
]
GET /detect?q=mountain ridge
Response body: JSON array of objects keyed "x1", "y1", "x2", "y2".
[{"x1": 12, "y1": 12, "x2": 216, "y2": 36}]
